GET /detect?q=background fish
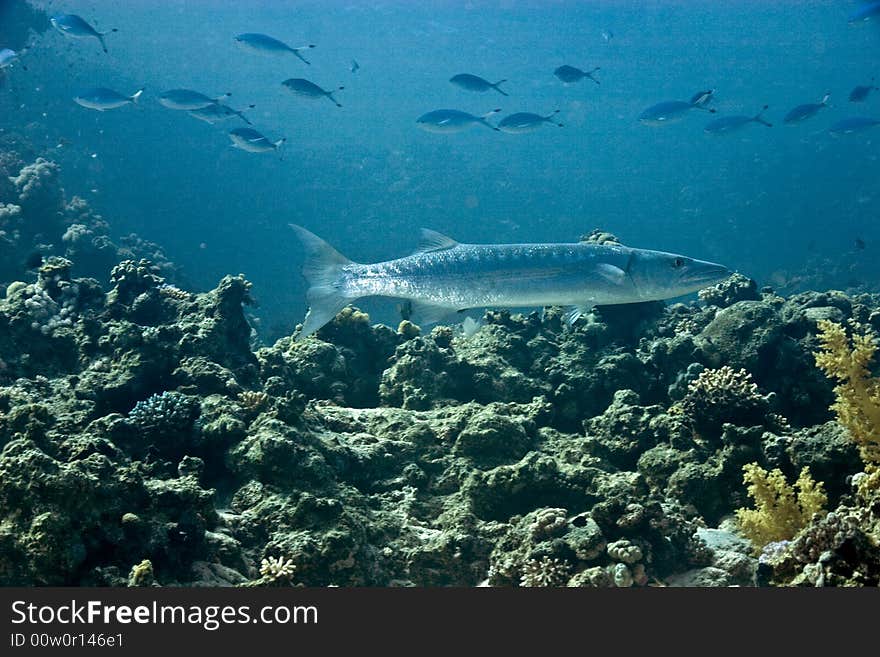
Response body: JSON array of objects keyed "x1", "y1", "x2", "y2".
[
  {"x1": 74, "y1": 86, "x2": 144, "y2": 111},
  {"x1": 0, "y1": 48, "x2": 19, "y2": 69},
  {"x1": 639, "y1": 94, "x2": 716, "y2": 124},
  {"x1": 849, "y1": 80, "x2": 878, "y2": 102},
  {"x1": 228, "y1": 127, "x2": 285, "y2": 152},
  {"x1": 234, "y1": 33, "x2": 315, "y2": 65},
  {"x1": 783, "y1": 94, "x2": 830, "y2": 124},
  {"x1": 705, "y1": 105, "x2": 772, "y2": 134},
  {"x1": 290, "y1": 225, "x2": 730, "y2": 339},
  {"x1": 50, "y1": 14, "x2": 116, "y2": 53},
  {"x1": 159, "y1": 89, "x2": 231, "y2": 110},
  {"x1": 449, "y1": 73, "x2": 509, "y2": 96},
  {"x1": 498, "y1": 110, "x2": 563, "y2": 133},
  {"x1": 829, "y1": 116, "x2": 880, "y2": 135},
  {"x1": 416, "y1": 108, "x2": 500, "y2": 133},
  {"x1": 554, "y1": 65, "x2": 600, "y2": 85},
  {"x1": 188, "y1": 102, "x2": 255, "y2": 125},
  {"x1": 282, "y1": 78, "x2": 344, "y2": 107}
]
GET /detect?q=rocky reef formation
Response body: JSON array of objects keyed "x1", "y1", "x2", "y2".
[
  {"x1": 1, "y1": 245, "x2": 876, "y2": 586},
  {"x1": 0, "y1": 149, "x2": 181, "y2": 290}
]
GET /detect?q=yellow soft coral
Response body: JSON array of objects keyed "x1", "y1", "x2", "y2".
[
  {"x1": 735, "y1": 464, "x2": 827, "y2": 548},
  {"x1": 814, "y1": 319, "x2": 880, "y2": 492}
]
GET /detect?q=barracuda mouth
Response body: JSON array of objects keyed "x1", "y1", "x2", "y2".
[{"x1": 682, "y1": 262, "x2": 732, "y2": 287}]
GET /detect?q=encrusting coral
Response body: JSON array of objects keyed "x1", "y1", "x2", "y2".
[
  {"x1": 735, "y1": 463, "x2": 827, "y2": 548},
  {"x1": 814, "y1": 319, "x2": 880, "y2": 493}
]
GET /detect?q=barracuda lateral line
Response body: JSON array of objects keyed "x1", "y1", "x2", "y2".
[{"x1": 291, "y1": 225, "x2": 731, "y2": 339}]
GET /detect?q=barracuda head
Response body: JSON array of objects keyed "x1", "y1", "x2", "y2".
[{"x1": 627, "y1": 249, "x2": 731, "y2": 300}]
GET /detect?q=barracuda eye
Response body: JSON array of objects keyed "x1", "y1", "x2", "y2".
[{"x1": 672, "y1": 257, "x2": 684, "y2": 269}]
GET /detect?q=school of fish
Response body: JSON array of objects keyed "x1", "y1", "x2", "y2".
[{"x1": 2, "y1": 7, "x2": 879, "y2": 335}]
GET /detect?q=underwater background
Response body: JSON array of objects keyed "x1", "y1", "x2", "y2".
[
  {"x1": 1, "y1": 0, "x2": 879, "y2": 587},
  {"x1": 2, "y1": 0, "x2": 879, "y2": 335}
]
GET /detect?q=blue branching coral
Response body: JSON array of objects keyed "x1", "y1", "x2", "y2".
[{"x1": 128, "y1": 391, "x2": 200, "y2": 455}]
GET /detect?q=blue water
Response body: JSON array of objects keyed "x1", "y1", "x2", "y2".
[{"x1": 2, "y1": 0, "x2": 879, "y2": 336}]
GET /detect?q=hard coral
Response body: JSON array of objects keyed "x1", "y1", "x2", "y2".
[
  {"x1": 254, "y1": 555, "x2": 297, "y2": 586},
  {"x1": 127, "y1": 391, "x2": 200, "y2": 458},
  {"x1": 108, "y1": 259, "x2": 164, "y2": 307},
  {"x1": 814, "y1": 320, "x2": 880, "y2": 492},
  {"x1": 698, "y1": 272, "x2": 759, "y2": 308},
  {"x1": 679, "y1": 365, "x2": 775, "y2": 438},
  {"x1": 519, "y1": 556, "x2": 571, "y2": 587},
  {"x1": 735, "y1": 463, "x2": 827, "y2": 549}
]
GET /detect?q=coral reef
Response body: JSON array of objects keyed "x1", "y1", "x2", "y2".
[
  {"x1": 0, "y1": 152, "x2": 181, "y2": 289},
  {"x1": 1, "y1": 147, "x2": 878, "y2": 587},
  {"x1": 2, "y1": 262, "x2": 876, "y2": 586}
]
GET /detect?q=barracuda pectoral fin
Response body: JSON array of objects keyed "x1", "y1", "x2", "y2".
[
  {"x1": 414, "y1": 228, "x2": 459, "y2": 254},
  {"x1": 411, "y1": 300, "x2": 462, "y2": 326},
  {"x1": 596, "y1": 263, "x2": 627, "y2": 285},
  {"x1": 565, "y1": 305, "x2": 593, "y2": 328}
]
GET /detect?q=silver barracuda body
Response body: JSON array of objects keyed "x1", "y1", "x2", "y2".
[{"x1": 291, "y1": 225, "x2": 731, "y2": 339}]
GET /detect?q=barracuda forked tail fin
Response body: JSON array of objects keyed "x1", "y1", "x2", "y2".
[{"x1": 290, "y1": 224, "x2": 355, "y2": 339}]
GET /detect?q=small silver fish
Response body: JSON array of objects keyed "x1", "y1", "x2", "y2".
[
  {"x1": 282, "y1": 78, "x2": 344, "y2": 107},
  {"x1": 350, "y1": 59, "x2": 360, "y2": 73},
  {"x1": 189, "y1": 103, "x2": 255, "y2": 125},
  {"x1": 784, "y1": 94, "x2": 830, "y2": 124},
  {"x1": 554, "y1": 65, "x2": 600, "y2": 85},
  {"x1": 74, "y1": 86, "x2": 144, "y2": 111},
  {"x1": 234, "y1": 33, "x2": 315, "y2": 65},
  {"x1": 228, "y1": 127, "x2": 285, "y2": 152},
  {"x1": 50, "y1": 14, "x2": 116, "y2": 53},
  {"x1": 497, "y1": 110, "x2": 563, "y2": 133},
  {"x1": 829, "y1": 116, "x2": 880, "y2": 135},
  {"x1": 704, "y1": 105, "x2": 772, "y2": 134},
  {"x1": 416, "y1": 108, "x2": 500, "y2": 133},
  {"x1": 450, "y1": 73, "x2": 508, "y2": 96},
  {"x1": 290, "y1": 225, "x2": 731, "y2": 339},
  {"x1": 159, "y1": 89, "x2": 231, "y2": 110}
]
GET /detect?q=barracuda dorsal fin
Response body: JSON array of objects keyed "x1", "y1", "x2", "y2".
[{"x1": 415, "y1": 228, "x2": 459, "y2": 254}]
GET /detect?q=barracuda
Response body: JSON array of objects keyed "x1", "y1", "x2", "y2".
[{"x1": 291, "y1": 225, "x2": 731, "y2": 339}]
